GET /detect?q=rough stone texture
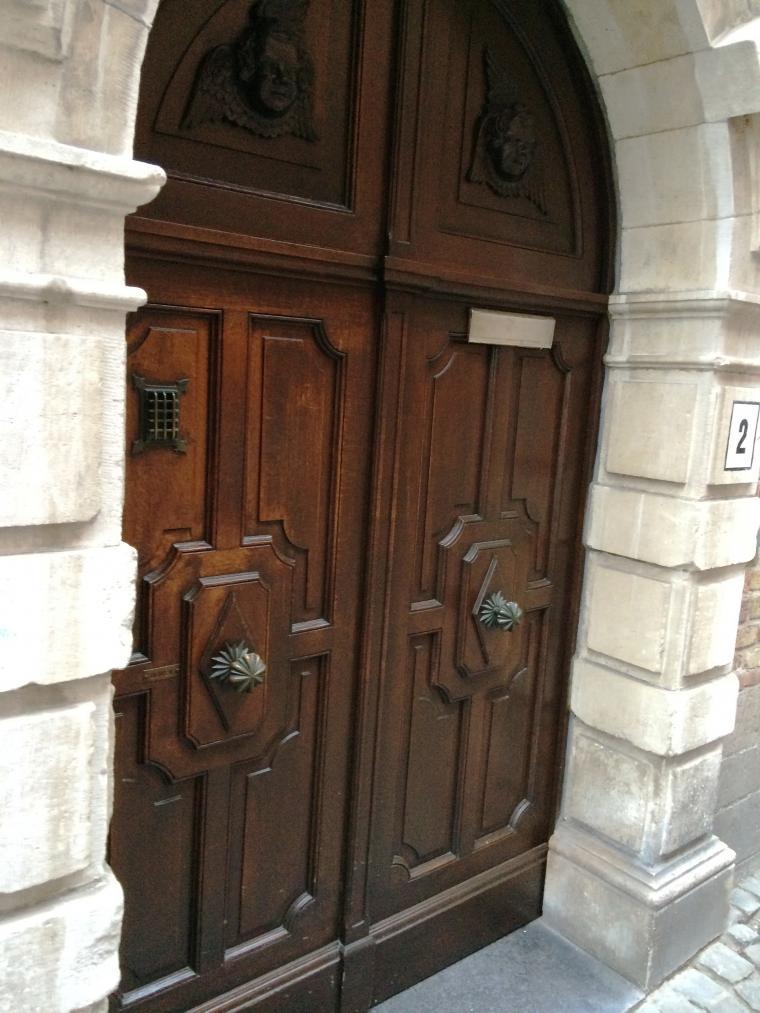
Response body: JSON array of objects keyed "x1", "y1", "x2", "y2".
[
  {"x1": 0, "y1": 545, "x2": 137, "y2": 693},
  {"x1": 545, "y1": 0, "x2": 760, "y2": 993},
  {"x1": 0, "y1": 333, "x2": 102, "y2": 526},
  {"x1": 0, "y1": 875, "x2": 122, "y2": 1013},
  {"x1": 586, "y1": 563, "x2": 671, "y2": 672},
  {"x1": 586, "y1": 484, "x2": 760, "y2": 572},
  {"x1": 571, "y1": 660, "x2": 739, "y2": 755},
  {"x1": 736, "y1": 974, "x2": 760, "y2": 1010},
  {"x1": 698, "y1": 942, "x2": 755, "y2": 984},
  {"x1": 545, "y1": 826, "x2": 735, "y2": 990},
  {"x1": 638, "y1": 865, "x2": 760, "y2": 1012},
  {"x1": 605, "y1": 378, "x2": 699, "y2": 482},
  {"x1": 0, "y1": 703, "x2": 95, "y2": 893},
  {"x1": 717, "y1": 561, "x2": 760, "y2": 870},
  {"x1": 566, "y1": 727, "x2": 722, "y2": 860},
  {"x1": 671, "y1": 966, "x2": 747, "y2": 1012},
  {"x1": 0, "y1": 3, "x2": 161, "y2": 1011}
]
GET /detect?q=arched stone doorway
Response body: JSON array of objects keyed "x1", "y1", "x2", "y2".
[
  {"x1": 0, "y1": 1, "x2": 758, "y2": 1010},
  {"x1": 110, "y1": 2, "x2": 613, "y2": 1008}
]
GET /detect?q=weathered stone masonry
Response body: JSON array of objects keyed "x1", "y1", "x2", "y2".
[{"x1": 716, "y1": 555, "x2": 760, "y2": 871}]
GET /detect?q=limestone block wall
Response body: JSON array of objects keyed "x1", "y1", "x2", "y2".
[
  {"x1": 0, "y1": 2, "x2": 162, "y2": 1011},
  {"x1": 716, "y1": 557, "x2": 760, "y2": 870},
  {"x1": 545, "y1": 0, "x2": 760, "y2": 993}
]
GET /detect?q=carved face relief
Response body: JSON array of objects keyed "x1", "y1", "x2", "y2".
[
  {"x1": 245, "y1": 33, "x2": 301, "y2": 115},
  {"x1": 183, "y1": 0, "x2": 317, "y2": 142},
  {"x1": 485, "y1": 107, "x2": 536, "y2": 183},
  {"x1": 468, "y1": 49, "x2": 546, "y2": 214}
]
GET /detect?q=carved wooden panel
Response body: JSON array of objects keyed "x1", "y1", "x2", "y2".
[
  {"x1": 369, "y1": 295, "x2": 599, "y2": 926},
  {"x1": 410, "y1": 336, "x2": 489, "y2": 604},
  {"x1": 476, "y1": 616, "x2": 541, "y2": 845},
  {"x1": 112, "y1": 265, "x2": 375, "y2": 1009},
  {"x1": 110, "y1": 695, "x2": 200, "y2": 1001},
  {"x1": 124, "y1": 308, "x2": 218, "y2": 578},
  {"x1": 444, "y1": 4, "x2": 576, "y2": 253},
  {"x1": 151, "y1": 0, "x2": 346, "y2": 203},
  {"x1": 132, "y1": 0, "x2": 396, "y2": 257},
  {"x1": 226, "y1": 655, "x2": 328, "y2": 950},
  {"x1": 244, "y1": 316, "x2": 344, "y2": 625},
  {"x1": 387, "y1": 0, "x2": 611, "y2": 294},
  {"x1": 182, "y1": 557, "x2": 291, "y2": 750},
  {"x1": 394, "y1": 634, "x2": 465, "y2": 879}
]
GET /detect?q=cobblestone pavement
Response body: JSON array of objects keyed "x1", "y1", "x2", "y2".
[{"x1": 635, "y1": 868, "x2": 760, "y2": 1013}]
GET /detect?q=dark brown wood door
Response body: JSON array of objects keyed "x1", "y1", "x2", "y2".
[
  {"x1": 361, "y1": 295, "x2": 603, "y2": 1006},
  {"x1": 110, "y1": 1, "x2": 612, "y2": 1010},
  {"x1": 111, "y1": 271, "x2": 378, "y2": 1010}
]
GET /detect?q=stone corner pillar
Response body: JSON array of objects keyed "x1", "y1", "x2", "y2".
[
  {"x1": 543, "y1": 289, "x2": 760, "y2": 990},
  {"x1": 0, "y1": 2, "x2": 163, "y2": 1010}
]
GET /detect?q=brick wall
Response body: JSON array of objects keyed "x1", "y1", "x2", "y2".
[{"x1": 715, "y1": 558, "x2": 760, "y2": 871}]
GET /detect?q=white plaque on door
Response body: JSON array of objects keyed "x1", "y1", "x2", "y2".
[
  {"x1": 725, "y1": 400, "x2": 760, "y2": 472},
  {"x1": 468, "y1": 308, "x2": 555, "y2": 349}
]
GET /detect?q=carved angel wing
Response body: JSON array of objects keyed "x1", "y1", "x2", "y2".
[
  {"x1": 182, "y1": 46, "x2": 237, "y2": 131},
  {"x1": 484, "y1": 48, "x2": 518, "y2": 108}
]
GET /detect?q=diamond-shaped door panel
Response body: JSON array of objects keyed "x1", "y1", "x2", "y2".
[
  {"x1": 187, "y1": 580, "x2": 271, "y2": 746},
  {"x1": 182, "y1": 545, "x2": 293, "y2": 753},
  {"x1": 433, "y1": 511, "x2": 553, "y2": 701},
  {"x1": 458, "y1": 539, "x2": 522, "y2": 680},
  {"x1": 139, "y1": 538, "x2": 296, "y2": 779}
]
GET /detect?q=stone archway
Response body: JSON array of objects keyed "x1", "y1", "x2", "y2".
[
  {"x1": 545, "y1": 1, "x2": 760, "y2": 989},
  {"x1": 0, "y1": 1, "x2": 758, "y2": 1008}
]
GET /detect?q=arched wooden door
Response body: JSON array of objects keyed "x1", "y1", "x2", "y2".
[{"x1": 110, "y1": 1, "x2": 613, "y2": 1010}]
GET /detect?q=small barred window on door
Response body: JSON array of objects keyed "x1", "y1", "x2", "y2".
[{"x1": 132, "y1": 374, "x2": 189, "y2": 454}]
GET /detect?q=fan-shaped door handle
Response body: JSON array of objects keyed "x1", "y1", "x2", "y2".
[
  {"x1": 478, "y1": 592, "x2": 523, "y2": 632},
  {"x1": 209, "y1": 641, "x2": 266, "y2": 693}
]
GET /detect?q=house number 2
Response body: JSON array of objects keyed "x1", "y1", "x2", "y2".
[{"x1": 725, "y1": 401, "x2": 760, "y2": 472}]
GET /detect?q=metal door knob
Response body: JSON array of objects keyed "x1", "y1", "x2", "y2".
[
  {"x1": 209, "y1": 641, "x2": 266, "y2": 693},
  {"x1": 478, "y1": 592, "x2": 523, "y2": 632}
]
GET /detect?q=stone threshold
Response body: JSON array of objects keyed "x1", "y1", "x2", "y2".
[
  {"x1": 374, "y1": 863, "x2": 760, "y2": 1013},
  {"x1": 373, "y1": 919, "x2": 643, "y2": 1013}
]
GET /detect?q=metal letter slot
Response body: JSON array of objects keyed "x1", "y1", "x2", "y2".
[
  {"x1": 132, "y1": 374, "x2": 189, "y2": 455},
  {"x1": 468, "y1": 307, "x2": 555, "y2": 349}
]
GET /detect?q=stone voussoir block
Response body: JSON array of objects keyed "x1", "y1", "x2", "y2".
[
  {"x1": 586, "y1": 484, "x2": 760, "y2": 571},
  {"x1": 0, "y1": 543, "x2": 137, "y2": 692},
  {"x1": 0, "y1": 702, "x2": 96, "y2": 893},
  {"x1": 616, "y1": 122, "x2": 737, "y2": 231},
  {"x1": 564, "y1": 723, "x2": 722, "y2": 860},
  {"x1": 571, "y1": 658, "x2": 739, "y2": 756},
  {"x1": 0, "y1": 874, "x2": 123, "y2": 1013},
  {"x1": 0, "y1": 330, "x2": 102, "y2": 527}
]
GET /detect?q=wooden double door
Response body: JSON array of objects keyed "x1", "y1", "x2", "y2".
[{"x1": 110, "y1": 1, "x2": 613, "y2": 1010}]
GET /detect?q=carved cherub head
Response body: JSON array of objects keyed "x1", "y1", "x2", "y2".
[
  {"x1": 236, "y1": 0, "x2": 313, "y2": 119},
  {"x1": 183, "y1": 0, "x2": 317, "y2": 141},
  {"x1": 468, "y1": 48, "x2": 545, "y2": 213},
  {"x1": 484, "y1": 104, "x2": 537, "y2": 183}
]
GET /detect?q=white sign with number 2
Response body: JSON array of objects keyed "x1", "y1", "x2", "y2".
[{"x1": 725, "y1": 400, "x2": 760, "y2": 472}]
